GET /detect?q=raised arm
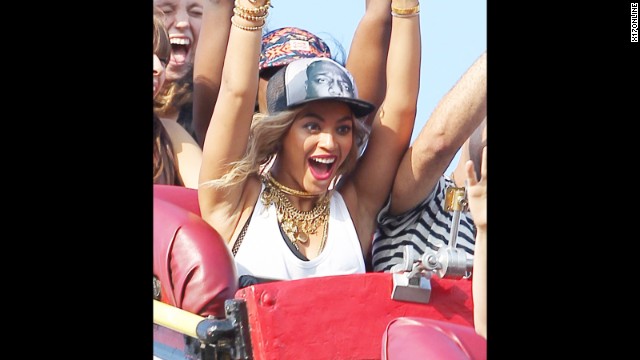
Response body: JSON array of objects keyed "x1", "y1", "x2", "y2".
[
  {"x1": 346, "y1": 0, "x2": 392, "y2": 128},
  {"x1": 198, "y1": 0, "x2": 267, "y2": 237},
  {"x1": 389, "y1": 51, "x2": 487, "y2": 215},
  {"x1": 192, "y1": 0, "x2": 234, "y2": 148},
  {"x1": 346, "y1": 0, "x2": 421, "y2": 254}
]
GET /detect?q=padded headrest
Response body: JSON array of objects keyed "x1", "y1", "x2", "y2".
[
  {"x1": 154, "y1": 184, "x2": 201, "y2": 215},
  {"x1": 382, "y1": 317, "x2": 486, "y2": 360},
  {"x1": 153, "y1": 186, "x2": 237, "y2": 317}
]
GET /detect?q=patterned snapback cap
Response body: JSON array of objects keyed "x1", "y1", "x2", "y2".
[{"x1": 259, "y1": 27, "x2": 332, "y2": 73}]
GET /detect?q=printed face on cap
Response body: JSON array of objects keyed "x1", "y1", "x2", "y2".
[
  {"x1": 267, "y1": 57, "x2": 374, "y2": 118},
  {"x1": 305, "y1": 61, "x2": 355, "y2": 99}
]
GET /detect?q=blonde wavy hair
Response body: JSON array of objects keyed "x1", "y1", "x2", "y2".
[{"x1": 200, "y1": 107, "x2": 371, "y2": 189}]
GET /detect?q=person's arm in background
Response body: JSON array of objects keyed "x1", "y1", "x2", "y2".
[
  {"x1": 466, "y1": 146, "x2": 487, "y2": 339},
  {"x1": 389, "y1": 51, "x2": 486, "y2": 215},
  {"x1": 192, "y1": 0, "x2": 234, "y2": 148},
  {"x1": 451, "y1": 117, "x2": 486, "y2": 187},
  {"x1": 346, "y1": 0, "x2": 392, "y2": 128}
]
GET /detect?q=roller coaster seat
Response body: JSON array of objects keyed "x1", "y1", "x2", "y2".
[
  {"x1": 382, "y1": 317, "x2": 486, "y2": 360},
  {"x1": 153, "y1": 185, "x2": 238, "y2": 318}
]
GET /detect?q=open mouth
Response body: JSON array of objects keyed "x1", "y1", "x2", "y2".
[
  {"x1": 169, "y1": 37, "x2": 191, "y2": 66},
  {"x1": 308, "y1": 156, "x2": 336, "y2": 181}
]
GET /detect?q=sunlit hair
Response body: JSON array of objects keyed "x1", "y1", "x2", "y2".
[{"x1": 200, "y1": 106, "x2": 371, "y2": 189}]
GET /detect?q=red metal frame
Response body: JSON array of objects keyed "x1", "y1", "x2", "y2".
[{"x1": 235, "y1": 272, "x2": 474, "y2": 360}]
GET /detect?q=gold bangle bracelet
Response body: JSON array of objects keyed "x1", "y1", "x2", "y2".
[
  {"x1": 231, "y1": 15, "x2": 265, "y2": 31},
  {"x1": 391, "y1": 11, "x2": 420, "y2": 18},
  {"x1": 391, "y1": 4, "x2": 420, "y2": 15},
  {"x1": 233, "y1": 7, "x2": 268, "y2": 21},
  {"x1": 234, "y1": 0, "x2": 271, "y2": 15}
]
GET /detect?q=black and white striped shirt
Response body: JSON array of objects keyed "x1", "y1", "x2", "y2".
[{"x1": 371, "y1": 176, "x2": 476, "y2": 272}]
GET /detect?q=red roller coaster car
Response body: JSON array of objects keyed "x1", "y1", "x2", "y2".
[{"x1": 153, "y1": 184, "x2": 486, "y2": 360}]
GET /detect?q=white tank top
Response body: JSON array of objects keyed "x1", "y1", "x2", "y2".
[{"x1": 234, "y1": 185, "x2": 366, "y2": 280}]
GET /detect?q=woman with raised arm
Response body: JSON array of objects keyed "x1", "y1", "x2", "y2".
[
  {"x1": 198, "y1": 0, "x2": 420, "y2": 282},
  {"x1": 192, "y1": 0, "x2": 393, "y2": 148}
]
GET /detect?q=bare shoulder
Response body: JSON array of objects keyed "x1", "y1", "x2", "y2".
[
  {"x1": 158, "y1": 118, "x2": 202, "y2": 189},
  {"x1": 159, "y1": 118, "x2": 201, "y2": 148}
]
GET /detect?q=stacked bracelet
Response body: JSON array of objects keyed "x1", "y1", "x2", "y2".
[
  {"x1": 391, "y1": 3, "x2": 420, "y2": 17},
  {"x1": 234, "y1": 0, "x2": 271, "y2": 15},
  {"x1": 231, "y1": 16, "x2": 265, "y2": 31},
  {"x1": 232, "y1": 0, "x2": 270, "y2": 31},
  {"x1": 233, "y1": 6, "x2": 268, "y2": 22}
]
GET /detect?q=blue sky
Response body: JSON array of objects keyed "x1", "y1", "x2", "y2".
[{"x1": 266, "y1": 0, "x2": 487, "y2": 176}]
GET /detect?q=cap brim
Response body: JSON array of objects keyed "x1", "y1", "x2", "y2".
[{"x1": 290, "y1": 97, "x2": 375, "y2": 118}]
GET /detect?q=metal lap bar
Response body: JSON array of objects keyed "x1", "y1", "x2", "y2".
[
  {"x1": 391, "y1": 185, "x2": 473, "y2": 304},
  {"x1": 153, "y1": 300, "x2": 253, "y2": 360}
]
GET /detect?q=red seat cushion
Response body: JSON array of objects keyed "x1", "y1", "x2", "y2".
[
  {"x1": 154, "y1": 184, "x2": 201, "y2": 215},
  {"x1": 153, "y1": 185, "x2": 237, "y2": 317},
  {"x1": 382, "y1": 317, "x2": 486, "y2": 360}
]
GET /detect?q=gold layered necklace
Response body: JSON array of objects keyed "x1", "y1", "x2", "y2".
[{"x1": 261, "y1": 172, "x2": 330, "y2": 252}]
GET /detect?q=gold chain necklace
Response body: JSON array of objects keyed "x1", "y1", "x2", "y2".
[
  {"x1": 264, "y1": 172, "x2": 323, "y2": 198},
  {"x1": 261, "y1": 174, "x2": 330, "y2": 250}
]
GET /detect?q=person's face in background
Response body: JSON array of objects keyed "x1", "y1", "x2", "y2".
[
  {"x1": 305, "y1": 61, "x2": 354, "y2": 99},
  {"x1": 153, "y1": 53, "x2": 168, "y2": 99},
  {"x1": 154, "y1": 0, "x2": 203, "y2": 82}
]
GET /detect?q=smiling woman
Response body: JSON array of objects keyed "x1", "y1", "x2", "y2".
[
  {"x1": 154, "y1": 0, "x2": 203, "y2": 82},
  {"x1": 196, "y1": 0, "x2": 421, "y2": 286},
  {"x1": 153, "y1": 7, "x2": 203, "y2": 189},
  {"x1": 153, "y1": 0, "x2": 205, "y2": 140}
]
